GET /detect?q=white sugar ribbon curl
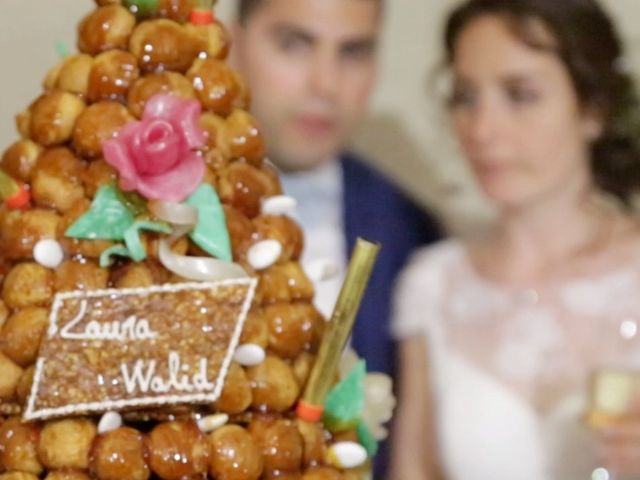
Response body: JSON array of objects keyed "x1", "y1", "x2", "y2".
[{"x1": 149, "y1": 200, "x2": 248, "y2": 281}]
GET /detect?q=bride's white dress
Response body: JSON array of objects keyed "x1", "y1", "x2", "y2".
[{"x1": 393, "y1": 240, "x2": 640, "y2": 480}]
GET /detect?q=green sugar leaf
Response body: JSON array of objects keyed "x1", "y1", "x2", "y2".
[
  {"x1": 65, "y1": 185, "x2": 135, "y2": 241},
  {"x1": 186, "y1": 184, "x2": 232, "y2": 261},
  {"x1": 123, "y1": 220, "x2": 171, "y2": 262},
  {"x1": 323, "y1": 360, "x2": 366, "y2": 433}
]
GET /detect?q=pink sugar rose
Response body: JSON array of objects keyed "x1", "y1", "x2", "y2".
[{"x1": 103, "y1": 94, "x2": 206, "y2": 202}]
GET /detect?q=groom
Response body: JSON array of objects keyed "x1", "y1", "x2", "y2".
[{"x1": 231, "y1": 0, "x2": 441, "y2": 475}]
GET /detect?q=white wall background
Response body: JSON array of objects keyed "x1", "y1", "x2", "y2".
[{"x1": 1, "y1": 0, "x2": 639, "y2": 232}]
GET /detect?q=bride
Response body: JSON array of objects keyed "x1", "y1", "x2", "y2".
[{"x1": 391, "y1": 0, "x2": 640, "y2": 478}]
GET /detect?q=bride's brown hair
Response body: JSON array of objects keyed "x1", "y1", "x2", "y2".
[{"x1": 445, "y1": 0, "x2": 640, "y2": 205}]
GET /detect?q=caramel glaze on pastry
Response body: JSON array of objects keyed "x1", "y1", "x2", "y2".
[{"x1": 0, "y1": 3, "x2": 372, "y2": 479}]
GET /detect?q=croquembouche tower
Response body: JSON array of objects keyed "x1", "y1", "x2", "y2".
[{"x1": 0, "y1": 1, "x2": 393, "y2": 479}]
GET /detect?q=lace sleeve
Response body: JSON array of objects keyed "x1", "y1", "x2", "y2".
[{"x1": 391, "y1": 242, "x2": 451, "y2": 339}]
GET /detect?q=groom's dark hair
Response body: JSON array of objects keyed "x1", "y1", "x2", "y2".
[{"x1": 237, "y1": 0, "x2": 383, "y2": 24}]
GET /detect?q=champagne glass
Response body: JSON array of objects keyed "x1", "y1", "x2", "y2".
[{"x1": 587, "y1": 317, "x2": 640, "y2": 480}]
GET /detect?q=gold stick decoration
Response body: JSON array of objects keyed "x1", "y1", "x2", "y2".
[
  {"x1": 297, "y1": 238, "x2": 380, "y2": 422},
  {"x1": 196, "y1": 0, "x2": 216, "y2": 9}
]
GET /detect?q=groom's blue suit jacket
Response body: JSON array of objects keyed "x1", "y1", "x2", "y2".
[
  {"x1": 342, "y1": 153, "x2": 440, "y2": 376},
  {"x1": 341, "y1": 153, "x2": 441, "y2": 478}
]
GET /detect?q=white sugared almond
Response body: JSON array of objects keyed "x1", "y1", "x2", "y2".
[
  {"x1": 247, "y1": 239, "x2": 282, "y2": 270},
  {"x1": 33, "y1": 239, "x2": 64, "y2": 269},
  {"x1": 233, "y1": 343, "x2": 266, "y2": 366},
  {"x1": 261, "y1": 195, "x2": 297, "y2": 216},
  {"x1": 305, "y1": 258, "x2": 339, "y2": 282},
  {"x1": 98, "y1": 411, "x2": 122, "y2": 434},
  {"x1": 197, "y1": 413, "x2": 229, "y2": 433},
  {"x1": 326, "y1": 441, "x2": 368, "y2": 469}
]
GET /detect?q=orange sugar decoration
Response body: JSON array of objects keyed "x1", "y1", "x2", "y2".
[
  {"x1": 190, "y1": 9, "x2": 215, "y2": 25},
  {"x1": 0, "y1": 170, "x2": 30, "y2": 210},
  {"x1": 190, "y1": 0, "x2": 216, "y2": 25},
  {"x1": 296, "y1": 400, "x2": 325, "y2": 423},
  {"x1": 6, "y1": 185, "x2": 31, "y2": 210}
]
